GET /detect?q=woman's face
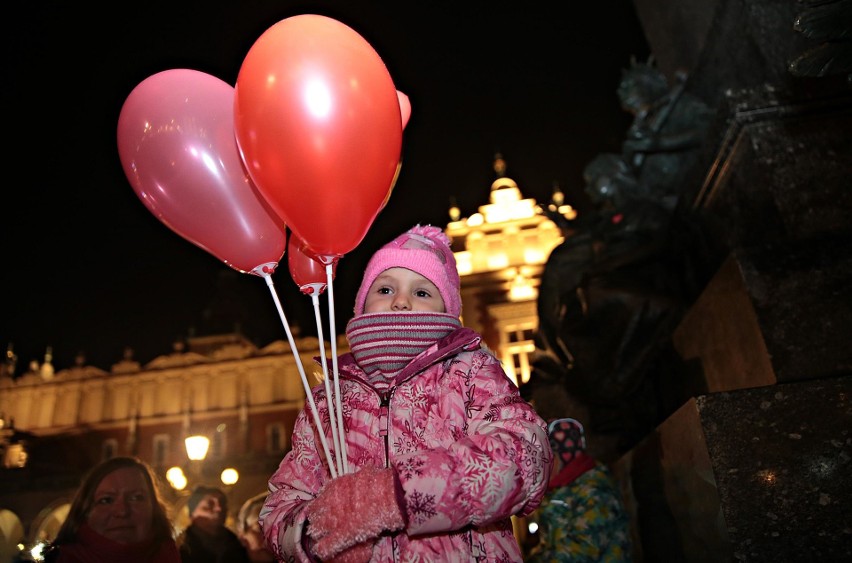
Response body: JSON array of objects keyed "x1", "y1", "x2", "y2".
[
  {"x1": 87, "y1": 467, "x2": 153, "y2": 544},
  {"x1": 363, "y1": 267, "x2": 446, "y2": 313}
]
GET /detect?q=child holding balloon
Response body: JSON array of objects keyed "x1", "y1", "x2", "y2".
[{"x1": 260, "y1": 224, "x2": 552, "y2": 562}]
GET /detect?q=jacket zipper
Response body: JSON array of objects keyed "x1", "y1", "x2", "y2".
[
  {"x1": 378, "y1": 389, "x2": 394, "y2": 468},
  {"x1": 378, "y1": 388, "x2": 400, "y2": 562}
]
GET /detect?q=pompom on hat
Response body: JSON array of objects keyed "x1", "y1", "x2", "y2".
[{"x1": 354, "y1": 224, "x2": 461, "y2": 318}]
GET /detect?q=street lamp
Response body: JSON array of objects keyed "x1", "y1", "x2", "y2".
[
  {"x1": 166, "y1": 466, "x2": 188, "y2": 490},
  {"x1": 166, "y1": 434, "x2": 239, "y2": 491},
  {"x1": 165, "y1": 434, "x2": 209, "y2": 491},
  {"x1": 185, "y1": 435, "x2": 210, "y2": 461},
  {"x1": 220, "y1": 467, "x2": 239, "y2": 486}
]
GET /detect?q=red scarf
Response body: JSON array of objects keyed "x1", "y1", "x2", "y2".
[
  {"x1": 55, "y1": 524, "x2": 181, "y2": 563},
  {"x1": 548, "y1": 451, "x2": 596, "y2": 490}
]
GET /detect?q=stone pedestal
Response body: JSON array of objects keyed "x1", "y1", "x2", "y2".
[
  {"x1": 614, "y1": 376, "x2": 852, "y2": 561},
  {"x1": 689, "y1": 90, "x2": 852, "y2": 249},
  {"x1": 673, "y1": 237, "x2": 852, "y2": 394}
]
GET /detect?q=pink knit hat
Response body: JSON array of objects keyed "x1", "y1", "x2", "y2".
[{"x1": 354, "y1": 224, "x2": 461, "y2": 318}]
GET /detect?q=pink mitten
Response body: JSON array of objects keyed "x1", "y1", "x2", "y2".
[
  {"x1": 306, "y1": 466, "x2": 405, "y2": 561},
  {"x1": 327, "y1": 541, "x2": 374, "y2": 563}
]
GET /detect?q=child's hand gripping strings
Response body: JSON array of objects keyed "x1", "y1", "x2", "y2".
[{"x1": 305, "y1": 466, "x2": 406, "y2": 562}]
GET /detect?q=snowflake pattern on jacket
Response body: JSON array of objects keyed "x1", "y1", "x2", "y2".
[{"x1": 260, "y1": 327, "x2": 551, "y2": 562}]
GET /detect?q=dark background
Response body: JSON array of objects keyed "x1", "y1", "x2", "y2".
[{"x1": 2, "y1": 1, "x2": 649, "y2": 375}]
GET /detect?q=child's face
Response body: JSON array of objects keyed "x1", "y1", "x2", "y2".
[{"x1": 363, "y1": 267, "x2": 446, "y2": 314}]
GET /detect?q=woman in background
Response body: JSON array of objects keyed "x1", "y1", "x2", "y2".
[{"x1": 44, "y1": 456, "x2": 180, "y2": 563}]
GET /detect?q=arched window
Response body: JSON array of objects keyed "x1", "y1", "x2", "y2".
[
  {"x1": 101, "y1": 439, "x2": 118, "y2": 461},
  {"x1": 153, "y1": 434, "x2": 169, "y2": 467}
]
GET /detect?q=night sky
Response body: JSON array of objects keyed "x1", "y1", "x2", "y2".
[{"x1": 3, "y1": 1, "x2": 649, "y2": 375}]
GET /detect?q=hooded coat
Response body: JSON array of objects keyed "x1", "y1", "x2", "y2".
[{"x1": 261, "y1": 327, "x2": 551, "y2": 562}]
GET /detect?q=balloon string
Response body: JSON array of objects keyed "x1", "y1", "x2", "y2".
[
  {"x1": 326, "y1": 263, "x2": 349, "y2": 474},
  {"x1": 263, "y1": 274, "x2": 337, "y2": 479},
  {"x1": 311, "y1": 293, "x2": 343, "y2": 477}
]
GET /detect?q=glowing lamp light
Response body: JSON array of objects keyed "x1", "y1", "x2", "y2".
[
  {"x1": 185, "y1": 435, "x2": 210, "y2": 461},
  {"x1": 167, "y1": 470, "x2": 188, "y2": 491},
  {"x1": 166, "y1": 466, "x2": 184, "y2": 482},
  {"x1": 166, "y1": 466, "x2": 187, "y2": 490},
  {"x1": 220, "y1": 467, "x2": 239, "y2": 486},
  {"x1": 30, "y1": 541, "x2": 47, "y2": 561}
]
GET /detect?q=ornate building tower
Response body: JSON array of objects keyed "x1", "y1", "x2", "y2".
[{"x1": 446, "y1": 154, "x2": 575, "y2": 385}]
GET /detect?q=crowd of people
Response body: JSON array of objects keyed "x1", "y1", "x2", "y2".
[{"x1": 33, "y1": 224, "x2": 634, "y2": 562}]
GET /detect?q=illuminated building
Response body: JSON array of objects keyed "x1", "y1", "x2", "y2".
[{"x1": 447, "y1": 154, "x2": 574, "y2": 385}]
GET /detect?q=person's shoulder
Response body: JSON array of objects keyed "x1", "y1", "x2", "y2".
[
  {"x1": 221, "y1": 529, "x2": 252, "y2": 561},
  {"x1": 176, "y1": 527, "x2": 202, "y2": 557},
  {"x1": 157, "y1": 538, "x2": 182, "y2": 563},
  {"x1": 223, "y1": 527, "x2": 243, "y2": 541},
  {"x1": 221, "y1": 527, "x2": 248, "y2": 546},
  {"x1": 175, "y1": 526, "x2": 191, "y2": 546}
]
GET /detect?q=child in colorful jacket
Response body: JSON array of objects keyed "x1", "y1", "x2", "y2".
[
  {"x1": 526, "y1": 418, "x2": 632, "y2": 562},
  {"x1": 260, "y1": 224, "x2": 552, "y2": 562}
]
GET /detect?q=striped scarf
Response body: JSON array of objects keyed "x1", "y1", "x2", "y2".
[{"x1": 346, "y1": 312, "x2": 462, "y2": 380}]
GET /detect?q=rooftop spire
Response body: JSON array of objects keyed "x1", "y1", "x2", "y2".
[{"x1": 493, "y1": 152, "x2": 507, "y2": 178}]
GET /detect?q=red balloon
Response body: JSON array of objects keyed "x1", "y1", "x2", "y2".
[
  {"x1": 118, "y1": 69, "x2": 286, "y2": 276},
  {"x1": 234, "y1": 15, "x2": 402, "y2": 261},
  {"x1": 288, "y1": 233, "x2": 337, "y2": 295}
]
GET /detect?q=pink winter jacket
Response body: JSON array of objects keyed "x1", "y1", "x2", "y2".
[{"x1": 260, "y1": 327, "x2": 552, "y2": 562}]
